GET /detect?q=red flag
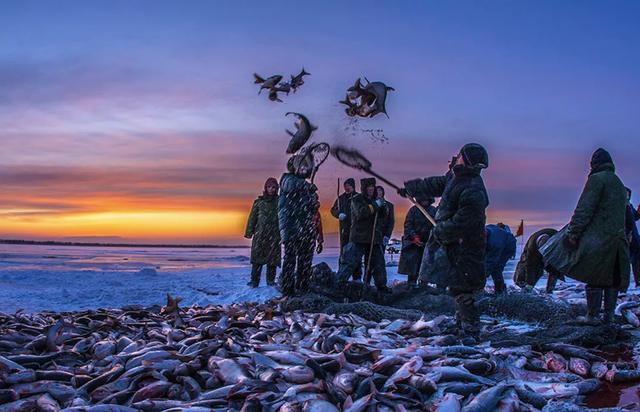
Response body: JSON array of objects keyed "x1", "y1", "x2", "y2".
[{"x1": 516, "y1": 220, "x2": 524, "y2": 238}]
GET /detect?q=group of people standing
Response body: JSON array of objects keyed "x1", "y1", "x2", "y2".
[{"x1": 244, "y1": 143, "x2": 639, "y2": 340}]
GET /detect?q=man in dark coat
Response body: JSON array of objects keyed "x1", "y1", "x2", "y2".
[
  {"x1": 485, "y1": 223, "x2": 516, "y2": 294},
  {"x1": 278, "y1": 155, "x2": 320, "y2": 296},
  {"x1": 398, "y1": 196, "x2": 436, "y2": 286},
  {"x1": 400, "y1": 143, "x2": 490, "y2": 340},
  {"x1": 337, "y1": 178, "x2": 392, "y2": 293},
  {"x1": 376, "y1": 186, "x2": 395, "y2": 249},
  {"x1": 625, "y1": 188, "x2": 640, "y2": 287},
  {"x1": 514, "y1": 228, "x2": 562, "y2": 293},
  {"x1": 245, "y1": 177, "x2": 281, "y2": 287},
  {"x1": 330, "y1": 178, "x2": 360, "y2": 278},
  {"x1": 564, "y1": 148, "x2": 630, "y2": 324}
]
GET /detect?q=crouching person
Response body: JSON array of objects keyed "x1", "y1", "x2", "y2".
[
  {"x1": 244, "y1": 177, "x2": 281, "y2": 287},
  {"x1": 564, "y1": 148, "x2": 630, "y2": 324},
  {"x1": 337, "y1": 178, "x2": 391, "y2": 294},
  {"x1": 513, "y1": 228, "x2": 562, "y2": 293}
]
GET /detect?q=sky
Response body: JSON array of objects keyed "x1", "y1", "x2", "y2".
[{"x1": 1, "y1": 0, "x2": 639, "y2": 244}]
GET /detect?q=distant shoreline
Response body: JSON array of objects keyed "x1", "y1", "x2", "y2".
[{"x1": 0, "y1": 239, "x2": 249, "y2": 249}]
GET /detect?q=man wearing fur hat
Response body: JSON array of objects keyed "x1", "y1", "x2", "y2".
[
  {"x1": 337, "y1": 177, "x2": 392, "y2": 294},
  {"x1": 331, "y1": 178, "x2": 361, "y2": 279}
]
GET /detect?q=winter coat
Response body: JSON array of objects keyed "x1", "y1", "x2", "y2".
[
  {"x1": 566, "y1": 163, "x2": 630, "y2": 290},
  {"x1": 485, "y1": 224, "x2": 517, "y2": 274},
  {"x1": 626, "y1": 204, "x2": 640, "y2": 257},
  {"x1": 405, "y1": 167, "x2": 489, "y2": 292},
  {"x1": 398, "y1": 205, "x2": 436, "y2": 276},
  {"x1": 349, "y1": 193, "x2": 389, "y2": 245},
  {"x1": 331, "y1": 192, "x2": 357, "y2": 243},
  {"x1": 313, "y1": 211, "x2": 324, "y2": 244},
  {"x1": 514, "y1": 228, "x2": 557, "y2": 285},
  {"x1": 379, "y1": 200, "x2": 395, "y2": 239},
  {"x1": 278, "y1": 173, "x2": 319, "y2": 244},
  {"x1": 245, "y1": 195, "x2": 281, "y2": 266}
]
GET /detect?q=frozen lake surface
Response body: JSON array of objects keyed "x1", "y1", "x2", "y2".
[{"x1": 1, "y1": 243, "x2": 522, "y2": 312}]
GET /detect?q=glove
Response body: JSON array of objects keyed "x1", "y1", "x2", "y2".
[
  {"x1": 374, "y1": 199, "x2": 384, "y2": 208},
  {"x1": 383, "y1": 236, "x2": 390, "y2": 247},
  {"x1": 316, "y1": 242, "x2": 323, "y2": 254},
  {"x1": 338, "y1": 213, "x2": 347, "y2": 221},
  {"x1": 563, "y1": 234, "x2": 579, "y2": 251},
  {"x1": 397, "y1": 188, "x2": 408, "y2": 198}
]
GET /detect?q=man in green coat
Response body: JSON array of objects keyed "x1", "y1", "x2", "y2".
[
  {"x1": 244, "y1": 177, "x2": 282, "y2": 287},
  {"x1": 564, "y1": 148, "x2": 630, "y2": 324}
]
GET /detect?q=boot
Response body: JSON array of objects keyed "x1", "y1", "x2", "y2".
[
  {"x1": 545, "y1": 275, "x2": 558, "y2": 294},
  {"x1": 266, "y1": 265, "x2": 277, "y2": 287},
  {"x1": 492, "y1": 273, "x2": 507, "y2": 295},
  {"x1": 247, "y1": 264, "x2": 261, "y2": 288},
  {"x1": 455, "y1": 293, "x2": 480, "y2": 342},
  {"x1": 576, "y1": 286, "x2": 603, "y2": 325},
  {"x1": 602, "y1": 288, "x2": 618, "y2": 324}
]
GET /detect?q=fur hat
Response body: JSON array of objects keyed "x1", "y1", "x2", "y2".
[{"x1": 360, "y1": 178, "x2": 376, "y2": 192}]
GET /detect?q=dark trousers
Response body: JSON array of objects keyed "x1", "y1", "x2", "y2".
[
  {"x1": 281, "y1": 240, "x2": 314, "y2": 296},
  {"x1": 250, "y1": 264, "x2": 276, "y2": 286},
  {"x1": 339, "y1": 234, "x2": 362, "y2": 280},
  {"x1": 525, "y1": 264, "x2": 560, "y2": 293},
  {"x1": 338, "y1": 242, "x2": 387, "y2": 289},
  {"x1": 488, "y1": 271, "x2": 506, "y2": 293},
  {"x1": 632, "y1": 252, "x2": 640, "y2": 286}
]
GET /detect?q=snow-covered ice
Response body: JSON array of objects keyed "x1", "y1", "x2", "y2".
[
  {"x1": 0, "y1": 242, "x2": 601, "y2": 313},
  {"x1": 0, "y1": 244, "x2": 410, "y2": 313}
]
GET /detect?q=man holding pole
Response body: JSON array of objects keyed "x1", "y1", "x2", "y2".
[
  {"x1": 399, "y1": 143, "x2": 490, "y2": 341},
  {"x1": 331, "y1": 178, "x2": 360, "y2": 278},
  {"x1": 337, "y1": 178, "x2": 392, "y2": 294}
]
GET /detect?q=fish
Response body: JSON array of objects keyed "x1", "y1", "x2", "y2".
[
  {"x1": 541, "y1": 343, "x2": 605, "y2": 362},
  {"x1": 568, "y1": 357, "x2": 590, "y2": 377},
  {"x1": 285, "y1": 112, "x2": 317, "y2": 154},
  {"x1": 428, "y1": 366, "x2": 495, "y2": 385},
  {"x1": 615, "y1": 301, "x2": 640, "y2": 316},
  {"x1": 345, "y1": 77, "x2": 394, "y2": 118},
  {"x1": 253, "y1": 73, "x2": 283, "y2": 93},
  {"x1": 433, "y1": 393, "x2": 462, "y2": 412},
  {"x1": 605, "y1": 368, "x2": 640, "y2": 383},
  {"x1": 623, "y1": 309, "x2": 640, "y2": 327},
  {"x1": 290, "y1": 68, "x2": 310, "y2": 92},
  {"x1": 382, "y1": 356, "x2": 423, "y2": 389},
  {"x1": 590, "y1": 362, "x2": 609, "y2": 379},
  {"x1": 360, "y1": 78, "x2": 395, "y2": 118},
  {"x1": 544, "y1": 352, "x2": 568, "y2": 372},
  {"x1": 461, "y1": 384, "x2": 514, "y2": 412}
]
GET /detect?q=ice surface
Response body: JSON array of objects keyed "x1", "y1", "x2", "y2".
[{"x1": 1, "y1": 243, "x2": 631, "y2": 313}]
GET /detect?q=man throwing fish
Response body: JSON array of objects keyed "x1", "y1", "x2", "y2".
[{"x1": 399, "y1": 143, "x2": 490, "y2": 341}]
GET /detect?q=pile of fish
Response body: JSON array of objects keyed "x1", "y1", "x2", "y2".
[
  {"x1": 0, "y1": 297, "x2": 638, "y2": 412},
  {"x1": 253, "y1": 69, "x2": 310, "y2": 102},
  {"x1": 340, "y1": 78, "x2": 394, "y2": 118}
]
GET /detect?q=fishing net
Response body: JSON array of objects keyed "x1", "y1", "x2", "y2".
[
  {"x1": 303, "y1": 142, "x2": 330, "y2": 170},
  {"x1": 331, "y1": 145, "x2": 372, "y2": 170}
]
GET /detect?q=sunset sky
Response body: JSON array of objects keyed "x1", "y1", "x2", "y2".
[{"x1": 1, "y1": 1, "x2": 639, "y2": 244}]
